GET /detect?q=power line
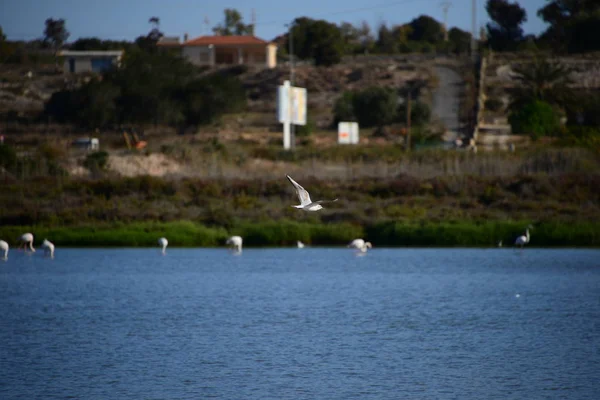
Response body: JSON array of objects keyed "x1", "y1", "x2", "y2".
[
  {"x1": 6, "y1": 0, "x2": 442, "y2": 41},
  {"x1": 254, "y1": 0, "x2": 439, "y2": 27}
]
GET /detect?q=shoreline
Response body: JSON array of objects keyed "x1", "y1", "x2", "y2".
[{"x1": 2, "y1": 220, "x2": 599, "y2": 248}]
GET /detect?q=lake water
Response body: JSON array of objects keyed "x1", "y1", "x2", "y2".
[{"x1": 1, "y1": 248, "x2": 599, "y2": 399}]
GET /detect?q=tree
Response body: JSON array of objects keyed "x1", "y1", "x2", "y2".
[
  {"x1": 537, "y1": 0, "x2": 600, "y2": 53},
  {"x1": 43, "y1": 18, "x2": 69, "y2": 65},
  {"x1": 147, "y1": 17, "x2": 163, "y2": 41},
  {"x1": 485, "y1": 0, "x2": 527, "y2": 51},
  {"x1": 0, "y1": 26, "x2": 16, "y2": 60},
  {"x1": 448, "y1": 27, "x2": 472, "y2": 54},
  {"x1": 356, "y1": 21, "x2": 375, "y2": 54},
  {"x1": 289, "y1": 18, "x2": 344, "y2": 66},
  {"x1": 309, "y1": 20, "x2": 344, "y2": 66},
  {"x1": 213, "y1": 9, "x2": 254, "y2": 36},
  {"x1": 509, "y1": 56, "x2": 574, "y2": 110},
  {"x1": 376, "y1": 23, "x2": 396, "y2": 53},
  {"x1": 352, "y1": 87, "x2": 398, "y2": 127},
  {"x1": 134, "y1": 17, "x2": 164, "y2": 52},
  {"x1": 408, "y1": 15, "x2": 444, "y2": 43},
  {"x1": 339, "y1": 22, "x2": 360, "y2": 54},
  {"x1": 333, "y1": 92, "x2": 355, "y2": 123}
]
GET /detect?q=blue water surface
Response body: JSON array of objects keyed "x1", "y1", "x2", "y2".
[{"x1": 1, "y1": 248, "x2": 599, "y2": 399}]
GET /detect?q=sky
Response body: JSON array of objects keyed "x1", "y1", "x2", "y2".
[{"x1": 1, "y1": 0, "x2": 549, "y2": 42}]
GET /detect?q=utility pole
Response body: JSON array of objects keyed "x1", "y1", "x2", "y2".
[
  {"x1": 288, "y1": 21, "x2": 296, "y2": 150},
  {"x1": 406, "y1": 92, "x2": 412, "y2": 152},
  {"x1": 471, "y1": 0, "x2": 477, "y2": 62},
  {"x1": 440, "y1": 1, "x2": 452, "y2": 42}
]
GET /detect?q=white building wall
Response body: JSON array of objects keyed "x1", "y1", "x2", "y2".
[{"x1": 182, "y1": 46, "x2": 214, "y2": 66}]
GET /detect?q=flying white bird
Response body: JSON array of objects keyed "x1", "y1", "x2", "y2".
[
  {"x1": 286, "y1": 175, "x2": 338, "y2": 212},
  {"x1": 0, "y1": 240, "x2": 8, "y2": 260},
  {"x1": 226, "y1": 236, "x2": 243, "y2": 253},
  {"x1": 515, "y1": 226, "x2": 532, "y2": 248},
  {"x1": 19, "y1": 233, "x2": 35, "y2": 252},
  {"x1": 42, "y1": 239, "x2": 55, "y2": 258},
  {"x1": 348, "y1": 238, "x2": 372, "y2": 253},
  {"x1": 158, "y1": 237, "x2": 168, "y2": 255},
  {"x1": 297, "y1": 240, "x2": 305, "y2": 248}
]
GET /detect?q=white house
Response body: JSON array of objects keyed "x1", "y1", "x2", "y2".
[
  {"x1": 158, "y1": 35, "x2": 277, "y2": 69},
  {"x1": 59, "y1": 50, "x2": 124, "y2": 73}
]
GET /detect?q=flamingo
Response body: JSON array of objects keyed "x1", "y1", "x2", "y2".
[
  {"x1": 286, "y1": 175, "x2": 338, "y2": 211},
  {"x1": 515, "y1": 226, "x2": 532, "y2": 248},
  {"x1": 42, "y1": 239, "x2": 55, "y2": 258},
  {"x1": 158, "y1": 237, "x2": 168, "y2": 255},
  {"x1": 19, "y1": 233, "x2": 35, "y2": 252},
  {"x1": 348, "y1": 238, "x2": 373, "y2": 253},
  {"x1": 226, "y1": 236, "x2": 243, "y2": 253},
  {"x1": 297, "y1": 240, "x2": 305, "y2": 248},
  {"x1": 0, "y1": 240, "x2": 8, "y2": 260}
]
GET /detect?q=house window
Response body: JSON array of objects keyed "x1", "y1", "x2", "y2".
[{"x1": 91, "y1": 58, "x2": 114, "y2": 72}]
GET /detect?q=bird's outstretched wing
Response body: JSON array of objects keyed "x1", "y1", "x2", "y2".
[
  {"x1": 313, "y1": 198, "x2": 338, "y2": 205},
  {"x1": 287, "y1": 175, "x2": 312, "y2": 206}
]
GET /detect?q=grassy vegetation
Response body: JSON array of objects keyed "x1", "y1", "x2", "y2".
[
  {"x1": 1, "y1": 220, "x2": 598, "y2": 248},
  {"x1": 2, "y1": 144, "x2": 599, "y2": 248}
]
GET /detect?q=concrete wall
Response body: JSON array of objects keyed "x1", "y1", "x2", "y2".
[
  {"x1": 63, "y1": 56, "x2": 120, "y2": 73},
  {"x1": 182, "y1": 44, "x2": 277, "y2": 68},
  {"x1": 182, "y1": 46, "x2": 214, "y2": 66},
  {"x1": 266, "y1": 44, "x2": 277, "y2": 69}
]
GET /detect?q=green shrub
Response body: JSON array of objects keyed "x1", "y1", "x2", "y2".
[
  {"x1": 0, "y1": 144, "x2": 17, "y2": 170},
  {"x1": 295, "y1": 115, "x2": 315, "y2": 137},
  {"x1": 352, "y1": 87, "x2": 398, "y2": 127},
  {"x1": 333, "y1": 91, "x2": 355, "y2": 124},
  {"x1": 397, "y1": 101, "x2": 431, "y2": 126},
  {"x1": 83, "y1": 151, "x2": 109, "y2": 171},
  {"x1": 508, "y1": 100, "x2": 561, "y2": 140}
]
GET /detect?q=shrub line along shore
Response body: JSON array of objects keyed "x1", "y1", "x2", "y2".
[{"x1": 1, "y1": 220, "x2": 599, "y2": 248}]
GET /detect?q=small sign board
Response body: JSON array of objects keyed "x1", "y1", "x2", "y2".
[
  {"x1": 338, "y1": 122, "x2": 359, "y2": 144},
  {"x1": 277, "y1": 81, "x2": 307, "y2": 126}
]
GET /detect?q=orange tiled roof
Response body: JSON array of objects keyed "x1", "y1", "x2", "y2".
[{"x1": 184, "y1": 35, "x2": 271, "y2": 46}]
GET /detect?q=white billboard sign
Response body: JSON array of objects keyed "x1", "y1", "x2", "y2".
[
  {"x1": 277, "y1": 80, "x2": 307, "y2": 126},
  {"x1": 338, "y1": 122, "x2": 359, "y2": 144}
]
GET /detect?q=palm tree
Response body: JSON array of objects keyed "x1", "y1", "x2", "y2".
[{"x1": 509, "y1": 55, "x2": 574, "y2": 110}]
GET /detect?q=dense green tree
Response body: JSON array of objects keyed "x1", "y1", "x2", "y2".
[
  {"x1": 339, "y1": 22, "x2": 360, "y2": 54},
  {"x1": 43, "y1": 18, "x2": 69, "y2": 65},
  {"x1": 509, "y1": 56, "x2": 573, "y2": 110},
  {"x1": 408, "y1": 15, "x2": 444, "y2": 43},
  {"x1": 448, "y1": 27, "x2": 472, "y2": 54},
  {"x1": 182, "y1": 73, "x2": 246, "y2": 125},
  {"x1": 213, "y1": 9, "x2": 254, "y2": 36},
  {"x1": 538, "y1": 0, "x2": 600, "y2": 53},
  {"x1": 44, "y1": 49, "x2": 246, "y2": 128},
  {"x1": 485, "y1": 0, "x2": 527, "y2": 51},
  {"x1": 0, "y1": 26, "x2": 15, "y2": 59},
  {"x1": 289, "y1": 18, "x2": 344, "y2": 66},
  {"x1": 376, "y1": 23, "x2": 396, "y2": 53},
  {"x1": 134, "y1": 17, "x2": 164, "y2": 52},
  {"x1": 333, "y1": 92, "x2": 355, "y2": 124},
  {"x1": 43, "y1": 18, "x2": 69, "y2": 50},
  {"x1": 352, "y1": 87, "x2": 398, "y2": 127}
]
